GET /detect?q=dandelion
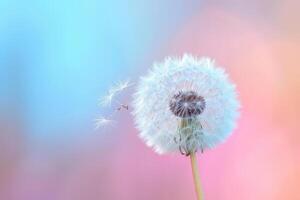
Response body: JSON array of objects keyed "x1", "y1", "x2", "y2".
[
  {"x1": 132, "y1": 54, "x2": 240, "y2": 200},
  {"x1": 94, "y1": 116, "x2": 114, "y2": 129}
]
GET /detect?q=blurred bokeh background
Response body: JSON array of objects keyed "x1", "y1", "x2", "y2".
[{"x1": 0, "y1": 0, "x2": 299, "y2": 199}]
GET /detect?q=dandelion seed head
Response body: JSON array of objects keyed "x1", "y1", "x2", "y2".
[
  {"x1": 132, "y1": 54, "x2": 240, "y2": 154},
  {"x1": 169, "y1": 90, "x2": 206, "y2": 118}
]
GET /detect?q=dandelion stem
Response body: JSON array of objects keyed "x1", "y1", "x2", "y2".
[
  {"x1": 190, "y1": 152, "x2": 203, "y2": 200},
  {"x1": 179, "y1": 119, "x2": 203, "y2": 199}
]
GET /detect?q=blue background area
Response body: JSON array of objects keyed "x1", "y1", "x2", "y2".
[{"x1": 0, "y1": 0, "x2": 201, "y2": 140}]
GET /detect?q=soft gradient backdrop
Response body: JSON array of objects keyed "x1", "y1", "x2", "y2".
[{"x1": 1, "y1": 0, "x2": 299, "y2": 199}]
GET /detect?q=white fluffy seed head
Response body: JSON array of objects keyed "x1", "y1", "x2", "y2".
[{"x1": 132, "y1": 54, "x2": 240, "y2": 155}]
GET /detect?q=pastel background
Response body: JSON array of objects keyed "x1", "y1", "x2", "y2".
[{"x1": 0, "y1": 0, "x2": 299, "y2": 200}]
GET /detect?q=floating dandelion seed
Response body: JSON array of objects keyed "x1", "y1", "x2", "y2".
[
  {"x1": 96, "y1": 79, "x2": 132, "y2": 131},
  {"x1": 99, "y1": 79, "x2": 133, "y2": 107},
  {"x1": 99, "y1": 92, "x2": 115, "y2": 107},
  {"x1": 132, "y1": 54, "x2": 240, "y2": 200},
  {"x1": 115, "y1": 79, "x2": 133, "y2": 91},
  {"x1": 94, "y1": 117, "x2": 114, "y2": 129}
]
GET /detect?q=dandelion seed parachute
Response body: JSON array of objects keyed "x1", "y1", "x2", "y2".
[
  {"x1": 132, "y1": 54, "x2": 240, "y2": 154},
  {"x1": 99, "y1": 79, "x2": 132, "y2": 107}
]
